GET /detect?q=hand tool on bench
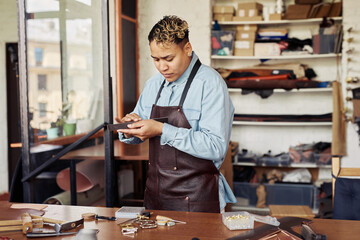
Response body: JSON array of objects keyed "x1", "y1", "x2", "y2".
[
  {"x1": 0, "y1": 213, "x2": 35, "y2": 233},
  {"x1": 26, "y1": 231, "x2": 78, "y2": 238},
  {"x1": 54, "y1": 218, "x2": 84, "y2": 233},
  {"x1": 26, "y1": 218, "x2": 84, "y2": 238},
  {"x1": 156, "y1": 215, "x2": 186, "y2": 224}
]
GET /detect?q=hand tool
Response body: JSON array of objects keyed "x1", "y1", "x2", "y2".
[
  {"x1": 156, "y1": 215, "x2": 186, "y2": 224},
  {"x1": 301, "y1": 222, "x2": 327, "y2": 240},
  {"x1": 0, "y1": 213, "x2": 35, "y2": 234},
  {"x1": 107, "y1": 117, "x2": 168, "y2": 131},
  {"x1": 26, "y1": 231, "x2": 78, "y2": 238},
  {"x1": 54, "y1": 218, "x2": 84, "y2": 233},
  {"x1": 95, "y1": 214, "x2": 116, "y2": 221}
]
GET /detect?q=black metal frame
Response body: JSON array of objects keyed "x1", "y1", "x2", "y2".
[{"x1": 17, "y1": 0, "x2": 117, "y2": 207}]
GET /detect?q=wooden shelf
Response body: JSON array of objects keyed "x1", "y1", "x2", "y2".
[
  {"x1": 233, "y1": 162, "x2": 332, "y2": 169},
  {"x1": 233, "y1": 121, "x2": 332, "y2": 126},
  {"x1": 214, "y1": 17, "x2": 342, "y2": 26},
  {"x1": 211, "y1": 53, "x2": 341, "y2": 60},
  {"x1": 228, "y1": 88, "x2": 333, "y2": 93}
]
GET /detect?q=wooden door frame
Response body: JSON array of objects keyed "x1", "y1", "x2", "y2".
[{"x1": 115, "y1": 0, "x2": 139, "y2": 118}]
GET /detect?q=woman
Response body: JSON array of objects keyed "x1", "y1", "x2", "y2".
[{"x1": 118, "y1": 15, "x2": 236, "y2": 213}]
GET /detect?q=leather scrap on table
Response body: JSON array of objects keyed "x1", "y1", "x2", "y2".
[
  {"x1": 0, "y1": 201, "x2": 44, "y2": 220},
  {"x1": 227, "y1": 217, "x2": 312, "y2": 240}
]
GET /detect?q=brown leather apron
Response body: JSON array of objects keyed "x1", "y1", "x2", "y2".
[{"x1": 144, "y1": 59, "x2": 220, "y2": 213}]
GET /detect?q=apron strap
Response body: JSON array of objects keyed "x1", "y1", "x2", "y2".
[
  {"x1": 179, "y1": 59, "x2": 201, "y2": 107},
  {"x1": 154, "y1": 59, "x2": 202, "y2": 106},
  {"x1": 154, "y1": 80, "x2": 166, "y2": 105}
]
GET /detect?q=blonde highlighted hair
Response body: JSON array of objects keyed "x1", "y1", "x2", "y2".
[{"x1": 148, "y1": 15, "x2": 189, "y2": 45}]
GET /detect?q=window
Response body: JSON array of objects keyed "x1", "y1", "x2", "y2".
[
  {"x1": 37, "y1": 74, "x2": 47, "y2": 90},
  {"x1": 34, "y1": 47, "x2": 43, "y2": 66},
  {"x1": 38, "y1": 102, "x2": 47, "y2": 117}
]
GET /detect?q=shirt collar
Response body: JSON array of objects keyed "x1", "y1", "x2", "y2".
[{"x1": 164, "y1": 51, "x2": 198, "y2": 87}]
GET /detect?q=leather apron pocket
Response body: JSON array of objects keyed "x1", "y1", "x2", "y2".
[
  {"x1": 189, "y1": 200, "x2": 220, "y2": 213},
  {"x1": 160, "y1": 196, "x2": 190, "y2": 212},
  {"x1": 158, "y1": 145, "x2": 177, "y2": 170}
]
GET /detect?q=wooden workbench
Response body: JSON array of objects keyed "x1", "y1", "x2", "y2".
[{"x1": 1, "y1": 201, "x2": 360, "y2": 240}]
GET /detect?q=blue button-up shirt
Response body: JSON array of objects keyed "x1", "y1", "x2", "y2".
[{"x1": 119, "y1": 52, "x2": 237, "y2": 209}]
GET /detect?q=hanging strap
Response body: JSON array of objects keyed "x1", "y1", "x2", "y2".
[
  {"x1": 154, "y1": 80, "x2": 166, "y2": 105},
  {"x1": 179, "y1": 59, "x2": 201, "y2": 107}
]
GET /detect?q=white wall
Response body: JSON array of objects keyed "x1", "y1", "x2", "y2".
[
  {"x1": 137, "y1": 0, "x2": 212, "y2": 92},
  {"x1": 0, "y1": 0, "x2": 18, "y2": 193}
]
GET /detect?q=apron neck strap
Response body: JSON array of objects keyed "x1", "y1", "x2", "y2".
[
  {"x1": 179, "y1": 59, "x2": 201, "y2": 107},
  {"x1": 154, "y1": 59, "x2": 202, "y2": 106}
]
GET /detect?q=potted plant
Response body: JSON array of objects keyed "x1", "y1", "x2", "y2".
[
  {"x1": 60, "y1": 100, "x2": 76, "y2": 136},
  {"x1": 46, "y1": 121, "x2": 59, "y2": 139}
]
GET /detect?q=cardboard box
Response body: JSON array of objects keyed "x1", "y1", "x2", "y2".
[
  {"x1": 233, "y1": 16, "x2": 262, "y2": 21},
  {"x1": 234, "y1": 40, "x2": 254, "y2": 56},
  {"x1": 211, "y1": 31, "x2": 235, "y2": 56},
  {"x1": 213, "y1": 5, "x2": 234, "y2": 14},
  {"x1": 295, "y1": 0, "x2": 321, "y2": 4},
  {"x1": 235, "y1": 31, "x2": 256, "y2": 40},
  {"x1": 254, "y1": 43, "x2": 281, "y2": 56},
  {"x1": 214, "y1": 13, "x2": 233, "y2": 22},
  {"x1": 315, "y1": 4, "x2": 331, "y2": 18},
  {"x1": 329, "y1": 2, "x2": 342, "y2": 17},
  {"x1": 237, "y1": 2, "x2": 263, "y2": 17},
  {"x1": 258, "y1": 28, "x2": 288, "y2": 36},
  {"x1": 285, "y1": 4, "x2": 312, "y2": 19},
  {"x1": 269, "y1": 13, "x2": 282, "y2": 21},
  {"x1": 236, "y1": 24, "x2": 258, "y2": 32}
]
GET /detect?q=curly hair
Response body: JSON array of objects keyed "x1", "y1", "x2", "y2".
[{"x1": 148, "y1": 15, "x2": 189, "y2": 45}]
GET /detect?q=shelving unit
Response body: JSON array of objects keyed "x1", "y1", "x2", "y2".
[
  {"x1": 211, "y1": 0, "x2": 341, "y2": 211},
  {"x1": 214, "y1": 16, "x2": 342, "y2": 26},
  {"x1": 212, "y1": 53, "x2": 341, "y2": 60},
  {"x1": 233, "y1": 121, "x2": 332, "y2": 126},
  {"x1": 233, "y1": 161, "x2": 331, "y2": 169}
]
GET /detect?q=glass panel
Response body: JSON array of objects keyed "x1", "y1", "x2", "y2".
[{"x1": 26, "y1": 0, "x2": 104, "y2": 142}]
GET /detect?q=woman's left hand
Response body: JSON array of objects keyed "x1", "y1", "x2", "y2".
[{"x1": 117, "y1": 119, "x2": 164, "y2": 141}]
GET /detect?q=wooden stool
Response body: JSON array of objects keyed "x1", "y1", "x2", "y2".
[{"x1": 269, "y1": 205, "x2": 315, "y2": 218}]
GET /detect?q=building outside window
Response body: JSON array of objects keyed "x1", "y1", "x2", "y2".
[
  {"x1": 37, "y1": 74, "x2": 47, "y2": 90},
  {"x1": 34, "y1": 47, "x2": 43, "y2": 66},
  {"x1": 38, "y1": 102, "x2": 47, "y2": 118}
]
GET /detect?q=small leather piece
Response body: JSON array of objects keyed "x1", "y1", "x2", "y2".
[
  {"x1": 227, "y1": 217, "x2": 312, "y2": 240},
  {"x1": 0, "y1": 201, "x2": 44, "y2": 220}
]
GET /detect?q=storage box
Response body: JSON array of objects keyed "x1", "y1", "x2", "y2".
[
  {"x1": 254, "y1": 43, "x2": 281, "y2": 56},
  {"x1": 213, "y1": 5, "x2": 234, "y2": 14},
  {"x1": 214, "y1": 13, "x2": 233, "y2": 22},
  {"x1": 233, "y1": 182, "x2": 315, "y2": 208},
  {"x1": 269, "y1": 13, "x2": 282, "y2": 21},
  {"x1": 237, "y1": 2, "x2": 263, "y2": 17},
  {"x1": 236, "y1": 24, "x2": 258, "y2": 32},
  {"x1": 295, "y1": 0, "x2": 321, "y2": 4},
  {"x1": 211, "y1": 30, "x2": 235, "y2": 56},
  {"x1": 285, "y1": 4, "x2": 312, "y2": 19},
  {"x1": 235, "y1": 31, "x2": 256, "y2": 40},
  {"x1": 233, "y1": 16, "x2": 263, "y2": 21},
  {"x1": 257, "y1": 28, "x2": 288, "y2": 40},
  {"x1": 234, "y1": 40, "x2": 254, "y2": 56}
]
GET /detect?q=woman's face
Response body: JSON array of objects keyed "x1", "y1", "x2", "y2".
[{"x1": 150, "y1": 40, "x2": 192, "y2": 82}]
